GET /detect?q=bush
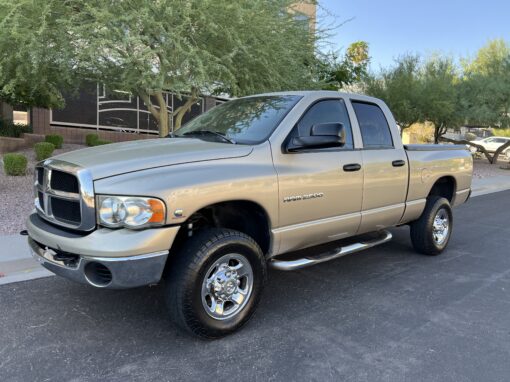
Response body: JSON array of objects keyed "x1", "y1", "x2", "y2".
[
  {"x1": 3, "y1": 153, "x2": 28, "y2": 176},
  {"x1": 85, "y1": 134, "x2": 111, "y2": 146},
  {"x1": 464, "y1": 132, "x2": 477, "y2": 141},
  {"x1": 0, "y1": 119, "x2": 33, "y2": 138},
  {"x1": 34, "y1": 142, "x2": 55, "y2": 161},
  {"x1": 45, "y1": 134, "x2": 63, "y2": 149},
  {"x1": 492, "y1": 128, "x2": 510, "y2": 138},
  {"x1": 86, "y1": 133, "x2": 99, "y2": 146}
]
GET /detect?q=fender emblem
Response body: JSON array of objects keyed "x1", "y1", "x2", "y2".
[{"x1": 283, "y1": 192, "x2": 324, "y2": 203}]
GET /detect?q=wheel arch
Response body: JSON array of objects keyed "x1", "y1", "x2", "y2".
[
  {"x1": 427, "y1": 176, "x2": 457, "y2": 203},
  {"x1": 173, "y1": 200, "x2": 273, "y2": 257}
]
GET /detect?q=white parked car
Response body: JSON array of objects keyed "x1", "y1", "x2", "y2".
[{"x1": 469, "y1": 136, "x2": 510, "y2": 157}]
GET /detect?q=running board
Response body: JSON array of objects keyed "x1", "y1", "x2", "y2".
[{"x1": 269, "y1": 230, "x2": 392, "y2": 271}]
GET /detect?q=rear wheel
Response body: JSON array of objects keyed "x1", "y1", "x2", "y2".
[
  {"x1": 165, "y1": 228, "x2": 266, "y2": 339},
  {"x1": 410, "y1": 196, "x2": 453, "y2": 256}
]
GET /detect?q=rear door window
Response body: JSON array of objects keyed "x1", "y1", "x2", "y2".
[{"x1": 352, "y1": 101, "x2": 394, "y2": 149}]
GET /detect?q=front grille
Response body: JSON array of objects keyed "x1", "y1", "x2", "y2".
[
  {"x1": 37, "y1": 168, "x2": 44, "y2": 185},
  {"x1": 51, "y1": 170, "x2": 80, "y2": 193},
  {"x1": 34, "y1": 161, "x2": 95, "y2": 231},
  {"x1": 51, "y1": 198, "x2": 81, "y2": 224},
  {"x1": 38, "y1": 192, "x2": 44, "y2": 211}
]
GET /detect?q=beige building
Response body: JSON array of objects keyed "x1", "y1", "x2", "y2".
[{"x1": 291, "y1": 1, "x2": 317, "y2": 32}]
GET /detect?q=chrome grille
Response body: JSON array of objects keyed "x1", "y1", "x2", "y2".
[{"x1": 34, "y1": 159, "x2": 96, "y2": 231}]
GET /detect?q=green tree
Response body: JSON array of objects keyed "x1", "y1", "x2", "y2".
[
  {"x1": 363, "y1": 55, "x2": 423, "y2": 135},
  {"x1": 462, "y1": 39, "x2": 510, "y2": 75},
  {"x1": 420, "y1": 57, "x2": 462, "y2": 143},
  {"x1": 318, "y1": 41, "x2": 370, "y2": 90},
  {"x1": 0, "y1": 0, "x2": 78, "y2": 108},
  {"x1": 457, "y1": 40, "x2": 510, "y2": 162},
  {"x1": 0, "y1": 0, "x2": 320, "y2": 137},
  {"x1": 461, "y1": 39, "x2": 510, "y2": 129}
]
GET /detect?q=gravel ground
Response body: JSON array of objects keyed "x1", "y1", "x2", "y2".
[
  {"x1": 0, "y1": 148, "x2": 509, "y2": 235},
  {"x1": 0, "y1": 144, "x2": 85, "y2": 235},
  {"x1": 472, "y1": 157, "x2": 510, "y2": 178}
]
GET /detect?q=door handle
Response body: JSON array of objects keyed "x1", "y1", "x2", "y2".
[
  {"x1": 392, "y1": 160, "x2": 406, "y2": 167},
  {"x1": 343, "y1": 163, "x2": 362, "y2": 172}
]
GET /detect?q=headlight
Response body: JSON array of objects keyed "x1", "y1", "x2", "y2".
[{"x1": 97, "y1": 195, "x2": 166, "y2": 229}]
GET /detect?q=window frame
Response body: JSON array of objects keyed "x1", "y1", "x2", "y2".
[
  {"x1": 282, "y1": 98, "x2": 355, "y2": 154},
  {"x1": 350, "y1": 100, "x2": 395, "y2": 150}
]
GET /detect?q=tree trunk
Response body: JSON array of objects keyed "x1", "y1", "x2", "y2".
[
  {"x1": 139, "y1": 91, "x2": 170, "y2": 137},
  {"x1": 491, "y1": 140, "x2": 510, "y2": 164},
  {"x1": 154, "y1": 91, "x2": 169, "y2": 137},
  {"x1": 173, "y1": 88, "x2": 199, "y2": 131},
  {"x1": 434, "y1": 123, "x2": 448, "y2": 144},
  {"x1": 439, "y1": 137, "x2": 494, "y2": 163}
]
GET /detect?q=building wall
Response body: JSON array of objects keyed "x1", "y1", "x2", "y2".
[
  {"x1": 31, "y1": 94, "x2": 225, "y2": 144},
  {"x1": 0, "y1": 101, "x2": 13, "y2": 121},
  {"x1": 31, "y1": 107, "x2": 156, "y2": 144},
  {"x1": 291, "y1": 1, "x2": 317, "y2": 32}
]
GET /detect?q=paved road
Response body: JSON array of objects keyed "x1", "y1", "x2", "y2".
[{"x1": 2, "y1": 191, "x2": 510, "y2": 382}]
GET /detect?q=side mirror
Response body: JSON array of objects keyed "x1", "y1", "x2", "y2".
[{"x1": 287, "y1": 122, "x2": 345, "y2": 152}]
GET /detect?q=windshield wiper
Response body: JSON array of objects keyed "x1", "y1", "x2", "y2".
[{"x1": 180, "y1": 130, "x2": 236, "y2": 144}]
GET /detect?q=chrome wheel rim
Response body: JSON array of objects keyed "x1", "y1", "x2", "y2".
[
  {"x1": 433, "y1": 208, "x2": 449, "y2": 245},
  {"x1": 201, "y1": 254, "x2": 254, "y2": 320}
]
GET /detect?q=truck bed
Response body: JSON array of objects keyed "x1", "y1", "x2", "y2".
[{"x1": 404, "y1": 144, "x2": 468, "y2": 151}]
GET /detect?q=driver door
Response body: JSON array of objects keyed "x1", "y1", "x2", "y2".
[{"x1": 271, "y1": 99, "x2": 363, "y2": 254}]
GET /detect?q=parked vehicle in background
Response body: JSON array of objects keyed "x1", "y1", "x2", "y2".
[
  {"x1": 26, "y1": 91, "x2": 473, "y2": 338},
  {"x1": 469, "y1": 136, "x2": 510, "y2": 155}
]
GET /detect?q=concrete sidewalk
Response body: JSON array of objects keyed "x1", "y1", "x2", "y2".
[
  {"x1": 1, "y1": 175, "x2": 510, "y2": 286},
  {"x1": 471, "y1": 175, "x2": 510, "y2": 196},
  {"x1": 0, "y1": 235, "x2": 52, "y2": 285}
]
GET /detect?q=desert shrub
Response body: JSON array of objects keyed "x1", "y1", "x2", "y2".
[
  {"x1": 464, "y1": 132, "x2": 477, "y2": 141},
  {"x1": 34, "y1": 142, "x2": 55, "y2": 161},
  {"x1": 86, "y1": 134, "x2": 111, "y2": 146},
  {"x1": 492, "y1": 128, "x2": 510, "y2": 138},
  {"x1": 45, "y1": 134, "x2": 64, "y2": 149},
  {"x1": 86, "y1": 133, "x2": 99, "y2": 146},
  {"x1": 0, "y1": 120, "x2": 32, "y2": 138},
  {"x1": 3, "y1": 153, "x2": 27, "y2": 176}
]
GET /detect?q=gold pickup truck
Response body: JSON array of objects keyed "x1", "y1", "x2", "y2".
[{"x1": 26, "y1": 91, "x2": 472, "y2": 338}]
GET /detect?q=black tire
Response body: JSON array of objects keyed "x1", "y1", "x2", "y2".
[
  {"x1": 165, "y1": 228, "x2": 267, "y2": 339},
  {"x1": 410, "y1": 196, "x2": 453, "y2": 256}
]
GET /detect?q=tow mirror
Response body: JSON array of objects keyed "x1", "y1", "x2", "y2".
[{"x1": 287, "y1": 123, "x2": 345, "y2": 152}]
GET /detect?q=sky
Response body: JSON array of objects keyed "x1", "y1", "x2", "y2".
[{"x1": 319, "y1": 0, "x2": 510, "y2": 71}]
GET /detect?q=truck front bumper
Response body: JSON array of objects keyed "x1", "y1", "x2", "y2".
[{"x1": 26, "y1": 213, "x2": 180, "y2": 289}]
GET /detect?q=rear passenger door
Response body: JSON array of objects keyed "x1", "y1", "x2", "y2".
[{"x1": 350, "y1": 100, "x2": 408, "y2": 234}]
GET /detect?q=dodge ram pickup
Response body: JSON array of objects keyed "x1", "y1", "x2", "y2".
[{"x1": 26, "y1": 91, "x2": 473, "y2": 338}]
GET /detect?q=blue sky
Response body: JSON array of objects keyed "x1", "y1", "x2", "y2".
[{"x1": 319, "y1": 0, "x2": 510, "y2": 71}]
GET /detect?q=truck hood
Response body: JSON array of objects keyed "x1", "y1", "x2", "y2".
[{"x1": 53, "y1": 138, "x2": 253, "y2": 180}]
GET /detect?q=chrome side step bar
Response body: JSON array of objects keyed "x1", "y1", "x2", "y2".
[{"x1": 269, "y1": 230, "x2": 392, "y2": 271}]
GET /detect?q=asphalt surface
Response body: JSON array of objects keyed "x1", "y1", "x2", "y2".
[{"x1": 1, "y1": 191, "x2": 510, "y2": 382}]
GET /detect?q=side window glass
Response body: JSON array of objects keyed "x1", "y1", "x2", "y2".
[
  {"x1": 352, "y1": 101, "x2": 394, "y2": 149},
  {"x1": 291, "y1": 99, "x2": 353, "y2": 150}
]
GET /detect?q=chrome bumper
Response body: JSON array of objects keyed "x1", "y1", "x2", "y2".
[
  {"x1": 28, "y1": 237, "x2": 168, "y2": 289},
  {"x1": 26, "y1": 213, "x2": 180, "y2": 289}
]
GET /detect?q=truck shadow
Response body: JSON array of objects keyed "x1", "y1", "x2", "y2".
[{"x1": 38, "y1": 226, "x2": 421, "y2": 340}]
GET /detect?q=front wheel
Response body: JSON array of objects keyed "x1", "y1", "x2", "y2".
[
  {"x1": 165, "y1": 228, "x2": 267, "y2": 339},
  {"x1": 410, "y1": 196, "x2": 453, "y2": 256}
]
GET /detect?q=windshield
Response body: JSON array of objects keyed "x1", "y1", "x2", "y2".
[{"x1": 174, "y1": 95, "x2": 302, "y2": 144}]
